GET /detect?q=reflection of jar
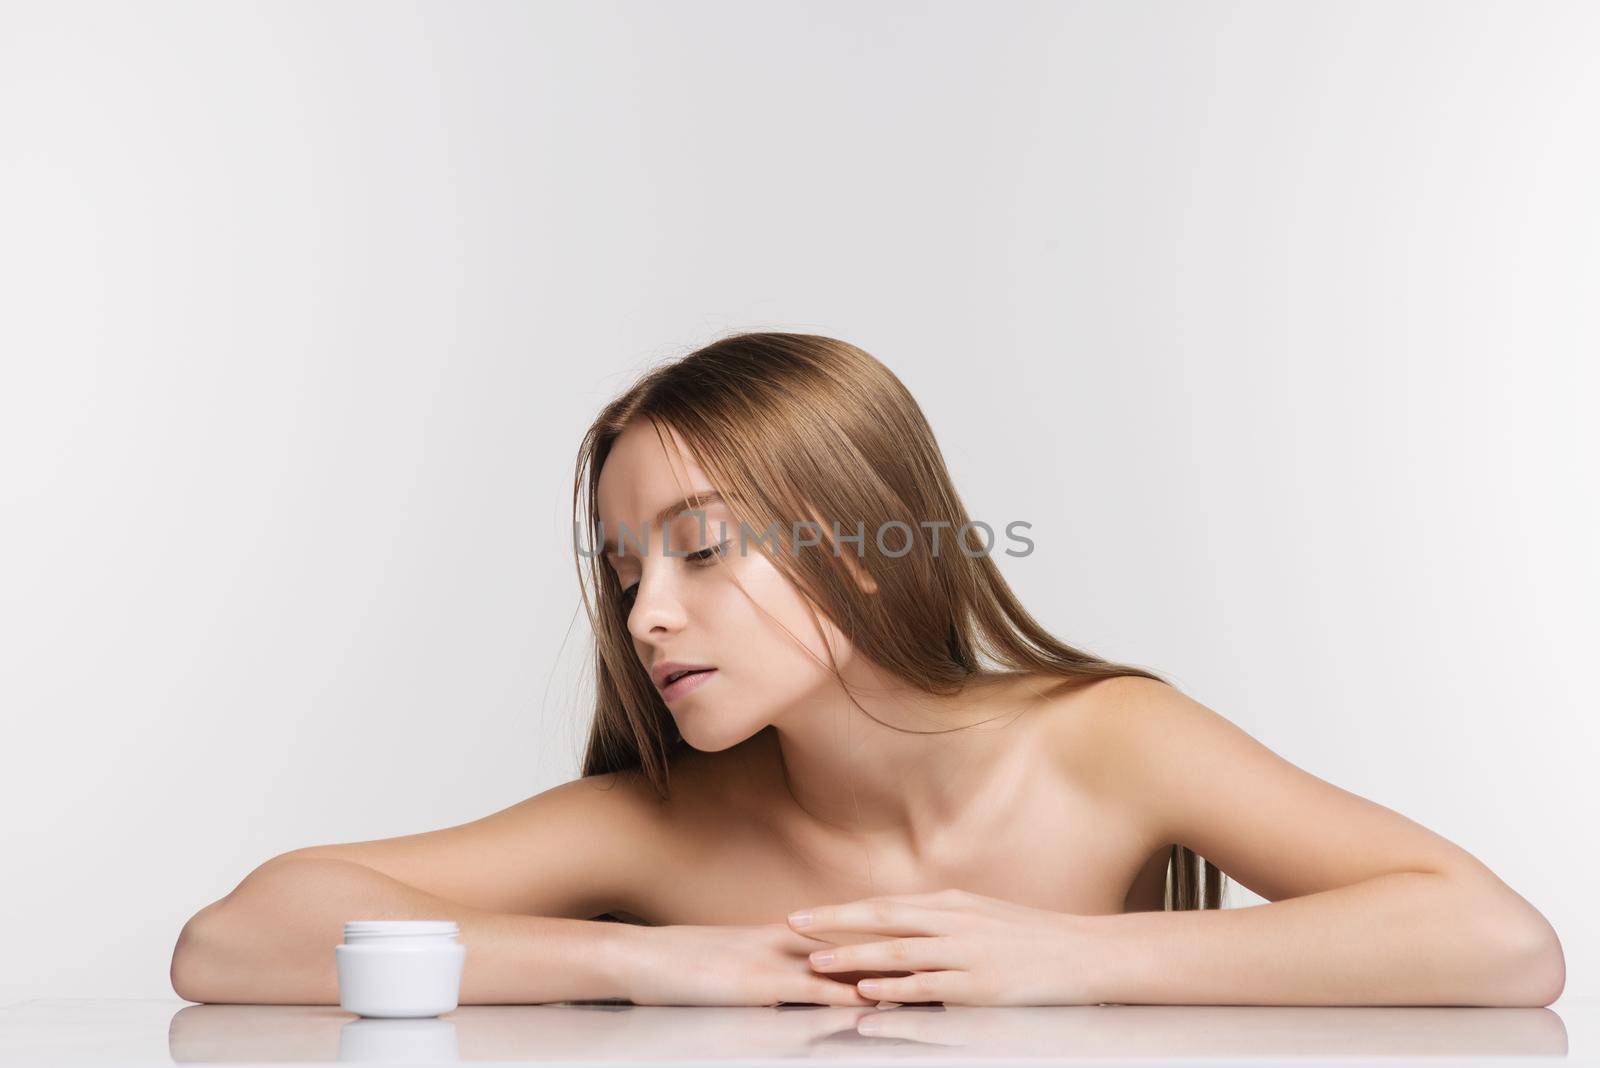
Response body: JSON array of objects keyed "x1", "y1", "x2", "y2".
[
  {"x1": 336, "y1": 920, "x2": 466, "y2": 1018},
  {"x1": 339, "y1": 1017, "x2": 460, "y2": 1062}
]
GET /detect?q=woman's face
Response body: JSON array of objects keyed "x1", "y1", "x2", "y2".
[{"x1": 595, "y1": 418, "x2": 857, "y2": 751}]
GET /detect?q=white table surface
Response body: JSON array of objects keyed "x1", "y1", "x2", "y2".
[{"x1": 2, "y1": 996, "x2": 1597, "y2": 1066}]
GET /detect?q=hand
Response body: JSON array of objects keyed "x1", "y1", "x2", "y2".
[
  {"x1": 786, "y1": 888, "x2": 1105, "y2": 1006},
  {"x1": 621, "y1": 922, "x2": 884, "y2": 1007}
]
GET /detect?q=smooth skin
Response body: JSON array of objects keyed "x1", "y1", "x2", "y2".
[{"x1": 245, "y1": 418, "x2": 1560, "y2": 1006}]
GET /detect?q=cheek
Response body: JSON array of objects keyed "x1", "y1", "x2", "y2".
[{"x1": 725, "y1": 556, "x2": 854, "y2": 679}]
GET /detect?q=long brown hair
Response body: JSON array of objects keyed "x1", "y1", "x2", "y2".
[{"x1": 571, "y1": 331, "x2": 1224, "y2": 911}]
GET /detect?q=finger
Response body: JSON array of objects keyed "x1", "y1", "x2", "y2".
[
  {"x1": 779, "y1": 929, "x2": 843, "y2": 952},
  {"x1": 789, "y1": 899, "x2": 947, "y2": 937},
  {"x1": 787, "y1": 931, "x2": 909, "y2": 951},
  {"x1": 827, "y1": 968, "x2": 915, "y2": 985},
  {"x1": 809, "y1": 936, "x2": 960, "y2": 973},
  {"x1": 774, "y1": 927, "x2": 902, "y2": 952},
  {"x1": 776, "y1": 925, "x2": 887, "y2": 954},
  {"x1": 791, "y1": 976, "x2": 878, "y2": 1007},
  {"x1": 856, "y1": 970, "x2": 966, "y2": 1004}
]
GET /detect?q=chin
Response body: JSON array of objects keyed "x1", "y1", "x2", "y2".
[{"x1": 675, "y1": 710, "x2": 765, "y2": 754}]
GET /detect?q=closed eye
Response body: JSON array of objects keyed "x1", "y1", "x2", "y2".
[{"x1": 619, "y1": 541, "x2": 730, "y2": 605}]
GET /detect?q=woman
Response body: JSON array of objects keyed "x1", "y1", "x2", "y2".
[
  {"x1": 172, "y1": 332, "x2": 1563, "y2": 1010},
  {"x1": 564, "y1": 331, "x2": 1562, "y2": 1007}
]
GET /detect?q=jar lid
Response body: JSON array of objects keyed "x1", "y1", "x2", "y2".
[{"x1": 343, "y1": 920, "x2": 459, "y2": 938}]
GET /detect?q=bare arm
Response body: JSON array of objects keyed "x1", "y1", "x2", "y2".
[
  {"x1": 172, "y1": 770, "x2": 878, "y2": 1008},
  {"x1": 170, "y1": 855, "x2": 644, "y2": 1004},
  {"x1": 171, "y1": 771, "x2": 671, "y2": 1005},
  {"x1": 1073, "y1": 678, "x2": 1564, "y2": 1006}
]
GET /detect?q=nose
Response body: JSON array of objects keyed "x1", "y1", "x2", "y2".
[{"x1": 625, "y1": 564, "x2": 688, "y2": 645}]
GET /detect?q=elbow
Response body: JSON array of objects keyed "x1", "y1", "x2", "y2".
[
  {"x1": 1521, "y1": 928, "x2": 1565, "y2": 1008},
  {"x1": 170, "y1": 910, "x2": 216, "y2": 1003},
  {"x1": 1445, "y1": 872, "x2": 1566, "y2": 1007},
  {"x1": 171, "y1": 899, "x2": 237, "y2": 1004},
  {"x1": 1499, "y1": 912, "x2": 1565, "y2": 1008},
  {"x1": 168, "y1": 855, "x2": 318, "y2": 1003}
]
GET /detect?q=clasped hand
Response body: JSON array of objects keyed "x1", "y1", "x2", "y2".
[{"x1": 785, "y1": 888, "x2": 1106, "y2": 1006}]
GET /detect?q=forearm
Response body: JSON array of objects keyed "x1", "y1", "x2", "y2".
[
  {"x1": 172, "y1": 856, "x2": 637, "y2": 1005},
  {"x1": 1085, "y1": 871, "x2": 1564, "y2": 1007}
]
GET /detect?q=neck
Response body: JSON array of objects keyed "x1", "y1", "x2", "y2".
[{"x1": 761, "y1": 664, "x2": 1051, "y2": 860}]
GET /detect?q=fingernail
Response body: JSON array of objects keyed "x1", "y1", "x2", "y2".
[
  {"x1": 809, "y1": 950, "x2": 833, "y2": 965},
  {"x1": 858, "y1": 1016, "x2": 882, "y2": 1034},
  {"x1": 788, "y1": 910, "x2": 812, "y2": 927},
  {"x1": 858, "y1": 979, "x2": 881, "y2": 995}
]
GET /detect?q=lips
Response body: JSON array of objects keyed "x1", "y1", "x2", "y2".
[
  {"x1": 655, "y1": 665, "x2": 717, "y2": 703},
  {"x1": 650, "y1": 661, "x2": 717, "y2": 691}
]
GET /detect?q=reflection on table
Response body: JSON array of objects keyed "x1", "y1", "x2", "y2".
[{"x1": 164, "y1": 1000, "x2": 1571, "y2": 1062}]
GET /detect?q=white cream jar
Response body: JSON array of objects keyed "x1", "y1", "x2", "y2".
[{"x1": 335, "y1": 920, "x2": 466, "y2": 1018}]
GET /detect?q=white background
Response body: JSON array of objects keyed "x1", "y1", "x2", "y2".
[{"x1": 1, "y1": 0, "x2": 1595, "y2": 1007}]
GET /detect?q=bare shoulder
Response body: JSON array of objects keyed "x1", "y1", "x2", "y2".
[
  {"x1": 1032, "y1": 673, "x2": 1193, "y2": 829},
  {"x1": 1036, "y1": 672, "x2": 1503, "y2": 908},
  {"x1": 1033, "y1": 673, "x2": 1177, "y2": 760},
  {"x1": 1047, "y1": 673, "x2": 1265, "y2": 786},
  {"x1": 1046, "y1": 673, "x2": 1230, "y2": 769}
]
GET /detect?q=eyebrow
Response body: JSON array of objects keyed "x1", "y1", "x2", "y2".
[{"x1": 602, "y1": 490, "x2": 727, "y2": 559}]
